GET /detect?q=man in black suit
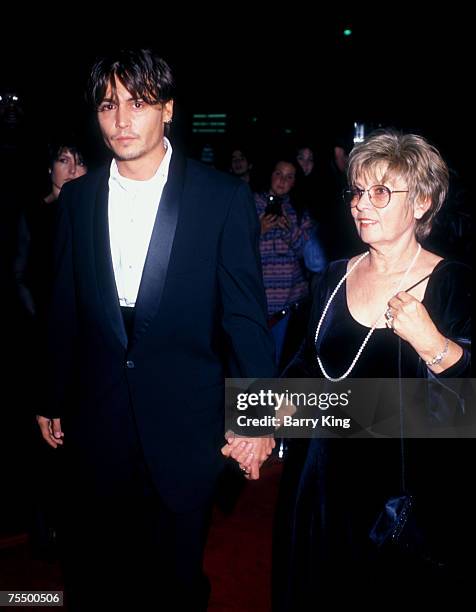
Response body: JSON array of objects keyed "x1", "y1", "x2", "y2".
[{"x1": 36, "y1": 49, "x2": 275, "y2": 611}]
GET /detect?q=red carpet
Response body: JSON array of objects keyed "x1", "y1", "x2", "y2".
[
  {"x1": 206, "y1": 458, "x2": 282, "y2": 612},
  {"x1": 0, "y1": 458, "x2": 282, "y2": 611}
]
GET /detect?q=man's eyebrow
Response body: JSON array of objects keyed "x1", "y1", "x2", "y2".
[{"x1": 100, "y1": 95, "x2": 144, "y2": 103}]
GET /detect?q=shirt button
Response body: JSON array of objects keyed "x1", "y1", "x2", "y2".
[{"x1": 126, "y1": 360, "x2": 135, "y2": 369}]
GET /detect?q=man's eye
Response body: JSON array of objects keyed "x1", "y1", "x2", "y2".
[
  {"x1": 98, "y1": 103, "x2": 114, "y2": 112},
  {"x1": 133, "y1": 100, "x2": 144, "y2": 109}
]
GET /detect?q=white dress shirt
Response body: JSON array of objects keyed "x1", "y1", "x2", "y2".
[{"x1": 108, "y1": 137, "x2": 172, "y2": 307}]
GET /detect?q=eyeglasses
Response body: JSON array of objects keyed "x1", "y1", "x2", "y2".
[{"x1": 343, "y1": 185, "x2": 409, "y2": 208}]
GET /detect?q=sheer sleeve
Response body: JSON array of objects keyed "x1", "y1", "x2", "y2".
[{"x1": 422, "y1": 261, "x2": 471, "y2": 378}]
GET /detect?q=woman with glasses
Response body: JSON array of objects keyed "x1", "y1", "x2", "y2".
[{"x1": 272, "y1": 129, "x2": 471, "y2": 608}]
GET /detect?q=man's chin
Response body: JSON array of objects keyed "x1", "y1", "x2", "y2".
[{"x1": 114, "y1": 150, "x2": 142, "y2": 162}]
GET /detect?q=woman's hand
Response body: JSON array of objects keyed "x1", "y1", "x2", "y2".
[
  {"x1": 260, "y1": 213, "x2": 280, "y2": 234},
  {"x1": 386, "y1": 291, "x2": 438, "y2": 346},
  {"x1": 276, "y1": 213, "x2": 290, "y2": 231},
  {"x1": 386, "y1": 291, "x2": 462, "y2": 371}
]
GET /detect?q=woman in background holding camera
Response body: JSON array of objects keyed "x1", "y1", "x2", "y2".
[
  {"x1": 255, "y1": 158, "x2": 313, "y2": 368},
  {"x1": 272, "y1": 130, "x2": 471, "y2": 609}
]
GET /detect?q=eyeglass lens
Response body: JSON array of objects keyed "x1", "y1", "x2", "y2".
[{"x1": 345, "y1": 185, "x2": 391, "y2": 208}]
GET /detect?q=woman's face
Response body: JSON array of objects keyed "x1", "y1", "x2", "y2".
[
  {"x1": 51, "y1": 147, "x2": 87, "y2": 191},
  {"x1": 296, "y1": 147, "x2": 314, "y2": 176},
  {"x1": 270, "y1": 162, "x2": 296, "y2": 196},
  {"x1": 350, "y1": 165, "x2": 417, "y2": 246}
]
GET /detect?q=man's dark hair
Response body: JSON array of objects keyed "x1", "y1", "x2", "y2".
[{"x1": 87, "y1": 48, "x2": 175, "y2": 108}]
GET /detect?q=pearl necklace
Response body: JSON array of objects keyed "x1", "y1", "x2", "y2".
[{"x1": 314, "y1": 244, "x2": 422, "y2": 381}]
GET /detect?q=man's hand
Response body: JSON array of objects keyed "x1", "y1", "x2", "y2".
[
  {"x1": 221, "y1": 433, "x2": 275, "y2": 480},
  {"x1": 36, "y1": 416, "x2": 64, "y2": 449}
]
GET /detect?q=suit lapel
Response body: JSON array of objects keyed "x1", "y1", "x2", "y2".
[
  {"x1": 94, "y1": 169, "x2": 128, "y2": 349},
  {"x1": 130, "y1": 151, "x2": 186, "y2": 348}
]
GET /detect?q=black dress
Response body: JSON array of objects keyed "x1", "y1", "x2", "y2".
[{"x1": 273, "y1": 259, "x2": 472, "y2": 609}]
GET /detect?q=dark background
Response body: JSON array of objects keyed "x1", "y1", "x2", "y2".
[{"x1": 1, "y1": 10, "x2": 471, "y2": 180}]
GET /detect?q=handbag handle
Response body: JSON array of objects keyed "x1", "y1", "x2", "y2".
[
  {"x1": 397, "y1": 273, "x2": 433, "y2": 492},
  {"x1": 398, "y1": 337, "x2": 407, "y2": 492}
]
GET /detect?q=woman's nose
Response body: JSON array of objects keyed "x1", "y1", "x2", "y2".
[
  {"x1": 70, "y1": 163, "x2": 83, "y2": 177},
  {"x1": 355, "y1": 190, "x2": 372, "y2": 210}
]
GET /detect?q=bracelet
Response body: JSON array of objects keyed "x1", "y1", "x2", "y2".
[{"x1": 425, "y1": 337, "x2": 449, "y2": 367}]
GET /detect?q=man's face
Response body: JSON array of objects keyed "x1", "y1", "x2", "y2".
[
  {"x1": 231, "y1": 150, "x2": 250, "y2": 177},
  {"x1": 97, "y1": 78, "x2": 173, "y2": 163}
]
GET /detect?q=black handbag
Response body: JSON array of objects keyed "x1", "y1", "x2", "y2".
[
  {"x1": 369, "y1": 494, "x2": 415, "y2": 547},
  {"x1": 368, "y1": 340, "x2": 445, "y2": 568}
]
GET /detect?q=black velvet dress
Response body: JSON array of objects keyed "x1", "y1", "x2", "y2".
[{"x1": 273, "y1": 259, "x2": 472, "y2": 609}]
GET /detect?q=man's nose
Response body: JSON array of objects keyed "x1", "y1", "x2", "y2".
[{"x1": 115, "y1": 106, "x2": 130, "y2": 129}]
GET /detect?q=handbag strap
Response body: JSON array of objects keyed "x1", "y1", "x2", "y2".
[
  {"x1": 396, "y1": 273, "x2": 432, "y2": 492},
  {"x1": 398, "y1": 337, "x2": 407, "y2": 492}
]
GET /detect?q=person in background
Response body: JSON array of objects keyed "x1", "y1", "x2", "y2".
[
  {"x1": 15, "y1": 140, "x2": 88, "y2": 320},
  {"x1": 255, "y1": 157, "x2": 313, "y2": 369},
  {"x1": 296, "y1": 145, "x2": 314, "y2": 177},
  {"x1": 14, "y1": 139, "x2": 88, "y2": 560},
  {"x1": 295, "y1": 144, "x2": 327, "y2": 276},
  {"x1": 230, "y1": 147, "x2": 253, "y2": 183}
]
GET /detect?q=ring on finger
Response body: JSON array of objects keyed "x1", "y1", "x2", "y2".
[{"x1": 385, "y1": 307, "x2": 394, "y2": 326}]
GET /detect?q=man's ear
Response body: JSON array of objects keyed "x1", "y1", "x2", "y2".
[
  {"x1": 163, "y1": 99, "x2": 174, "y2": 124},
  {"x1": 414, "y1": 196, "x2": 431, "y2": 219}
]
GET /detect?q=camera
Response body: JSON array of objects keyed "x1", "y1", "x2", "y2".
[{"x1": 264, "y1": 194, "x2": 283, "y2": 217}]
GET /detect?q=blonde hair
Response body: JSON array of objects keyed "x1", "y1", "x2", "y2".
[{"x1": 347, "y1": 129, "x2": 449, "y2": 240}]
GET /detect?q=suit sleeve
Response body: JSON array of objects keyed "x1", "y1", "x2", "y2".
[
  {"x1": 43, "y1": 187, "x2": 78, "y2": 419},
  {"x1": 218, "y1": 181, "x2": 277, "y2": 379}
]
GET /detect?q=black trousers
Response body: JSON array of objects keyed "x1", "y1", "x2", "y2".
[
  {"x1": 60, "y1": 492, "x2": 212, "y2": 611},
  {"x1": 59, "y1": 442, "x2": 213, "y2": 612}
]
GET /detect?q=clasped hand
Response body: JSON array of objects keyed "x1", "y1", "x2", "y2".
[{"x1": 221, "y1": 432, "x2": 275, "y2": 480}]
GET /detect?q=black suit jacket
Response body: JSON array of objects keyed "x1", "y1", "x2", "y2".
[{"x1": 46, "y1": 151, "x2": 276, "y2": 511}]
